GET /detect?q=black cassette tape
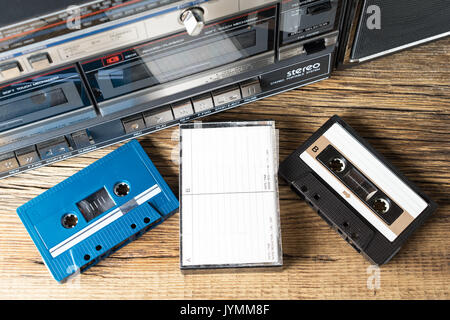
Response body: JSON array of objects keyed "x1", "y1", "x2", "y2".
[{"x1": 279, "y1": 115, "x2": 437, "y2": 265}]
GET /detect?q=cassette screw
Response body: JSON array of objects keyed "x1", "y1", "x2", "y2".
[
  {"x1": 62, "y1": 213, "x2": 78, "y2": 229},
  {"x1": 329, "y1": 157, "x2": 346, "y2": 173},
  {"x1": 114, "y1": 182, "x2": 130, "y2": 197},
  {"x1": 372, "y1": 198, "x2": 390, "y2": 214}
]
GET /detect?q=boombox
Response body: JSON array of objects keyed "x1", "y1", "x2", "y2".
[{"x1": 0, "y1": 0, "x2": 448, "y2": 179}]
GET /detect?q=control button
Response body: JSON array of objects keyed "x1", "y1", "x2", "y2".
[
  {"x1": 103, "y1": 54, "x2": 124, "y2": 66},
  {"x1": 180, "y1": 7, "x2": 205, "y2": 36},
  {"x1": 240, "y1": 79, "x2": 262, "y2": 99},
  {"x1": 71, "y1": 130, "x2": 94, "y2": 149},
  {"x1": 192, "y1": 94, "x2": 214, "y2": 113},
  {"x1": 0, "y1": 61, "x2": 22, "y2": 79},
  {"x1": 172, "y1": 100, "x2": 194, "y2": 119},
  {"x1": 144, "y1": 106, "x2": 174, "y2": 127},
  {"x1": 304, "y1": 38, "x2": 326, "y2": 55},
  {"x1": 16, "y1": 146, "x2": 40, "y2": 166},
  {"x1": 0, "y1": 153, "x2": 19, "y2": 173},
  {"x1": 212, "y1": 86, "x2": 242, "y2": 106},
  {"x1": 122, "y1": 114, "x2": 145, "y2": 134},
  {"x1": 325, "y1": 34, "x2": 338, "y2": 47},
  {"x1": 37, "y1": 137, "x2": 70, "y2": 160},
  {"x1": 28, "y1": 53, "x2": 53, "y2": 70}
]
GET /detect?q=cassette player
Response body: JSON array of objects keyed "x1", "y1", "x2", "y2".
[
  {"x1": 0, "y1": 0, "x2": 447, "y2": 180},
  {"x1": 279, "y1": 116, "x2": 437, "y2": 265},
  {"x1": 0, "y1": 0, "x2": 343, "y2": 179},
  {"x1": 17, "y1": 140, "x2": 179, "y2": 282}
]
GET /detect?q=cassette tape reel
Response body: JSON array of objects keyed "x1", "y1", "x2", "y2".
[
  {"x1": 17, "y1": 140, "x2": 179, "y2": 282},
  {"x1": 279, "y1": 115, "x2": 437, "y2": 265}
]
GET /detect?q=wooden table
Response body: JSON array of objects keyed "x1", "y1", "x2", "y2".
[{"x1": 0, "y1": 38, "x2": 448, "y2": 300}]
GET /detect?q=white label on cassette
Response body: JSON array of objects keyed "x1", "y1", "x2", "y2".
[{"x1": 300, "y1": 123, "x2": 428, "y2": 242}]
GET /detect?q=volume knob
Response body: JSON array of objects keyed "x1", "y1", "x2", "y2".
[{"x1": 180, "y1": 8, "x2": 205, "y2": 36}]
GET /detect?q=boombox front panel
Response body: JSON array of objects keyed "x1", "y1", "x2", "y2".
[{"x1": 0, "y1": 1, "x2": 343, "y2": 179}]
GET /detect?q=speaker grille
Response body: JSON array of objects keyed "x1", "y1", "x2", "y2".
[{"x1": 351, "y1": 0, "x2": 450, "y2": 61}]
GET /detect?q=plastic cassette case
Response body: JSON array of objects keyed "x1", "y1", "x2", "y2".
[
  {"x1": 17, "y1": 139, "x2": 179, "y2": 282},
  {"x1": 279, "y1": 115, "x2": 437, "y2": 265}
]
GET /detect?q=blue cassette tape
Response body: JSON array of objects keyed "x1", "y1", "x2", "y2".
[{"x1": 17, "y1": 140, "x2": 179, "y2": 282}]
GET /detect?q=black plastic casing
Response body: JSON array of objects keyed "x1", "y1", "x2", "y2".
[{"x1": 278, "y1": 115, "x2": 437, "y2": 265}]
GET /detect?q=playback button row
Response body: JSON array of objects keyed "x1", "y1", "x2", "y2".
[
  {"x1": 0, "y1": 130, "x2": 95, "y2": 174},
  {"x1": 121, "y1": 78, "x2": 262, "y2": 134}
]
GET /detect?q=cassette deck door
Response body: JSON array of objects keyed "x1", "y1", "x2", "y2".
[
  {"x1": 82, "y1": 6, "x2": 277, "y2": 116},
  {"x1": 0, "y1": 65, "x2": 95, "y2": 148}
]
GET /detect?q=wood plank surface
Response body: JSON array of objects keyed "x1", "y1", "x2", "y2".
[{"x1": 0, "y1": 38, "x2": 448, "y2": 300}]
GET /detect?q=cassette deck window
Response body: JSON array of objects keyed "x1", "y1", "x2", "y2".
[
  {"x1": 0, "y1": 66, "x2": 92, "y2": 136},
  {"x1": 0, "y1": 89, "x2": 68, "y2": 125},
  {"x1": 85, "y1": 8, "x2": 275, "y2": 102},
  {"x1": 97, "y1": 27, "x2": 267, "y2": 96}
]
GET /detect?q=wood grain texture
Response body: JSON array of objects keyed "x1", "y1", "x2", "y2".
[{"x1": 0, "y1": 38, "x2": 448, "y2": 300}]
